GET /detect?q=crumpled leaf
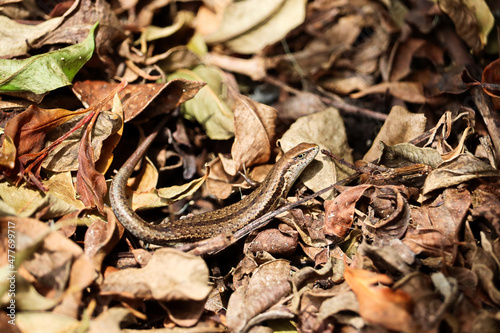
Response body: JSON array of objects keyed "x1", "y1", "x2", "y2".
[
  {"x1": 226, "y1": 260, "x2": 292, "y2": 332},
  {"x1": 472, "y1": 232, "x2": 500, "y2": 305},
  {"x1": 404, "y1": 188, "x2": 471, "y2": 256},
  {"x1": 1, "y1": 217, "x2": 96, "y2": 318},
  {"x1": 0, "y1": 104, "x2": 87, "y2": 178},
  {"x1": 480, "y1": 58, "x2": 500, "y2": 109},
  {"x1": 136, "y1": 11, "x2": 193, "y2": 54},
  {"x1": 0, "y1": 0, "x2": 79, "y2": 57},
  {"x1": 0, "y1": 172, "x2": 85, "y2": 219},
  {"x1": 168, "y1": 66, "x2": 235, "y2": 140},
  {"x1": 422, "y1": 153, "x2": 499, "y2": 195},
  {"x1": 41, "y1": 110, "x2": 122, "y2": 172},
  {"x1": 0, "y1": 22, "x2": 97, "y2": 96},
  {"x1": 84, "y1": 207, "x2": 122, "y2": 272},
  {"x1": 361, "y1": 186, "x2": 411, "y2": 244},
  {"x1": 33, "y1": 0, "x2": 125, "y2": 78},
  {"x1": 76, "y1": 88, "x2": 126, "y2": 212},
  {"x1": 157, "y1": 173, "x2": 209, "y2": 204},
  {"x1": 378, "y1": 142, "x2": 443, "y2": 168},
  {"x1": 246, "y1": 225, "x2": 298, "y2": 256},
  {"x1": 101, "y1": 248, "x2": 211, "y2": 326},
  {"x1": 203, "y1": 0, "x2": 284, "y2": 44}
]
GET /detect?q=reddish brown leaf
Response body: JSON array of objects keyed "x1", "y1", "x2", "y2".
[
  {"x1": 344, "y1": 262, "x2": 414, "y2": 332},
  {"x1": 323, "y1": 185, "x2": 372, "y2": 240},
  {"x1": 73, "y1": 79, "x2": 206, "y2": 122}
]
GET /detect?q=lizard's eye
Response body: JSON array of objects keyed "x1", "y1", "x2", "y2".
[{"x1": 297, "y1": 153, "x2": 306, "y2": 159}]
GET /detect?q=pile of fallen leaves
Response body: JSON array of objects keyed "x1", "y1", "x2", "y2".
[{"x1": 1, "y1": 0, "x2": 499, "y2": 332}]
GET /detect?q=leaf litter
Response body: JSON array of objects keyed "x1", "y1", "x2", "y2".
[{"x1": 0, "y1": 0, "x2": 499, "y2": 332}]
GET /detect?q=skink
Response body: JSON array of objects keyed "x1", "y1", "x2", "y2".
[{"x1": 109, "y1": 118, "x2": 319, "y2": 246}]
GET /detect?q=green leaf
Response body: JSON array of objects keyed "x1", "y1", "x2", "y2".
[
  {"x1": 168, "y1": 65, "x2": 235, "y2": 140},
  {"x1": 0, "y1": 22, "x2": 98, "y2": 95}
]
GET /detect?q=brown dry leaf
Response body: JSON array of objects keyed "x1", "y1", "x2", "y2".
[
  {"x1": 351, "y1": 81, "x2": 426, "y2": 104},
  {"x1": 323, "y1": 185, "x2": 371, "y2": 241},
  {"x1": 0, "y1": 172, "x2": 85, "y2": 219},
  {"x1": 437, "y1": 0, "x2": 494, "y2": 53},
  {"x1": 280, "y1": 107, "x2": 353, "y2": 199},
  {"x1": 75, "y1": 111, "x2": 111, "y2": 213},
  {"x1": 378, "y1": 142, "x2": 443, "y2": 168},
  {"x1": 351, "y1": 24, "x2": 391, "y2": 75},
  {"x1": 0, "y1": 104, "x2": 87, "y2": 176},
  {"x1": 231, "y1": 94, "x2": 277, "y2": 173},
  {"x1": 422, "y1": 153, "x2": 499, "y2": 195},
  {"x1": 344, "y1": 262, "x2": 414, "y2": 332},
  {"x1": 205, "y1": 157, "x2": 235, "y2": 200},
  {"x1": 472, "y1": 232, "x2": 500, "y2": 306},
  {"x1": 127, "y1": 156, "x2": 159, "y2": 193},
  {"x1": 73, "y1": 79, "x2": 205, "y2": 123},
  {"x1": 470, "y1": 181, "x2": 500, "y2": 229},
  {"x1": 274, "y1": 92, "x2": 326, "y2": 123},
  {"x1": 41, "y1": 110, "x2": 122, "y2": 172},
  {"x1": 311, "y1": 291, "x2": 363, "y2": 331},
  {"x1": 360, "y1": 185, "x2": 411, "y2": 244},
  {"x1": 321, "y1": 73, "x2": 372, "y2": 95},
  {"x1": 364, "y1": 106, "x2": 427, "y2": 162},
  {"x1": 404, "y1": 188, "x2": 471, "y2": 256},
  {"x1": 288, "y1": 207, "x2": 327, "y2": 248},
  {"x1": 156, "y1": 172, "x2": 209, "y2": 204},
  {"x1": 202, "y1": 0, "x2": 284, "y2": 44},
  {"x1": 204, "y1": 0, "x2": 307, "y2": 54},
  {"x1": 84, "y1": 207, "x2": 122, "y2": 272},
  {"x1": 202, "y1": 53, "x2": 267, "y2": 81},
  {"x1": 388, "y1": 38, "x2": 426, "y2": 81},
  {"x1": 124, "y1": 172, "x2": 209, "y2": 211},
  {"x1": 101, "y1": 248, "x2": 211, "y2": 326},
  {"x1": 0, "y1": 0, "x2": 79, "y2": 57},
  {"x1": 226, "y1": 260, "x2": 292, "y2": 332},
  {"x1": 246, "y1": 225, "x2": 298, "y2": 256},
  {"x1": 1, "y1": 217, "x2": 96, "y2": 318}
]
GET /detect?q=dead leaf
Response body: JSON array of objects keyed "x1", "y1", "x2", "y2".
[
  {"x1": 73, "y1": 79, "x2": 205, "y2": 123},
  {"x1": 231, "y1": 94, "x2": 277, "y2": 173},
  {"x1": 437, "y1": 0, "x2": 494, "y2": 53},
  {"x1": 226, "y1": 260, "x2": 292, "y2": 332},
  {"x1": 323, "y1": 185, "x2": 372, "y2": 241},
  {"x1": 422, "y1": 154, "x2": 499, "y2": 195},
  {"x1": 364, "y1": 106, "x2": 427, "y2": 162},
  {"x1": 101, "y1": 248, "x2": 211, "y2": 326},
  {"x1": 344, "y1": 262, "x2": 414, "y2": 332},
  {"x1": 351, "y1": 81, "x2": 426, "y2": 104}
]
